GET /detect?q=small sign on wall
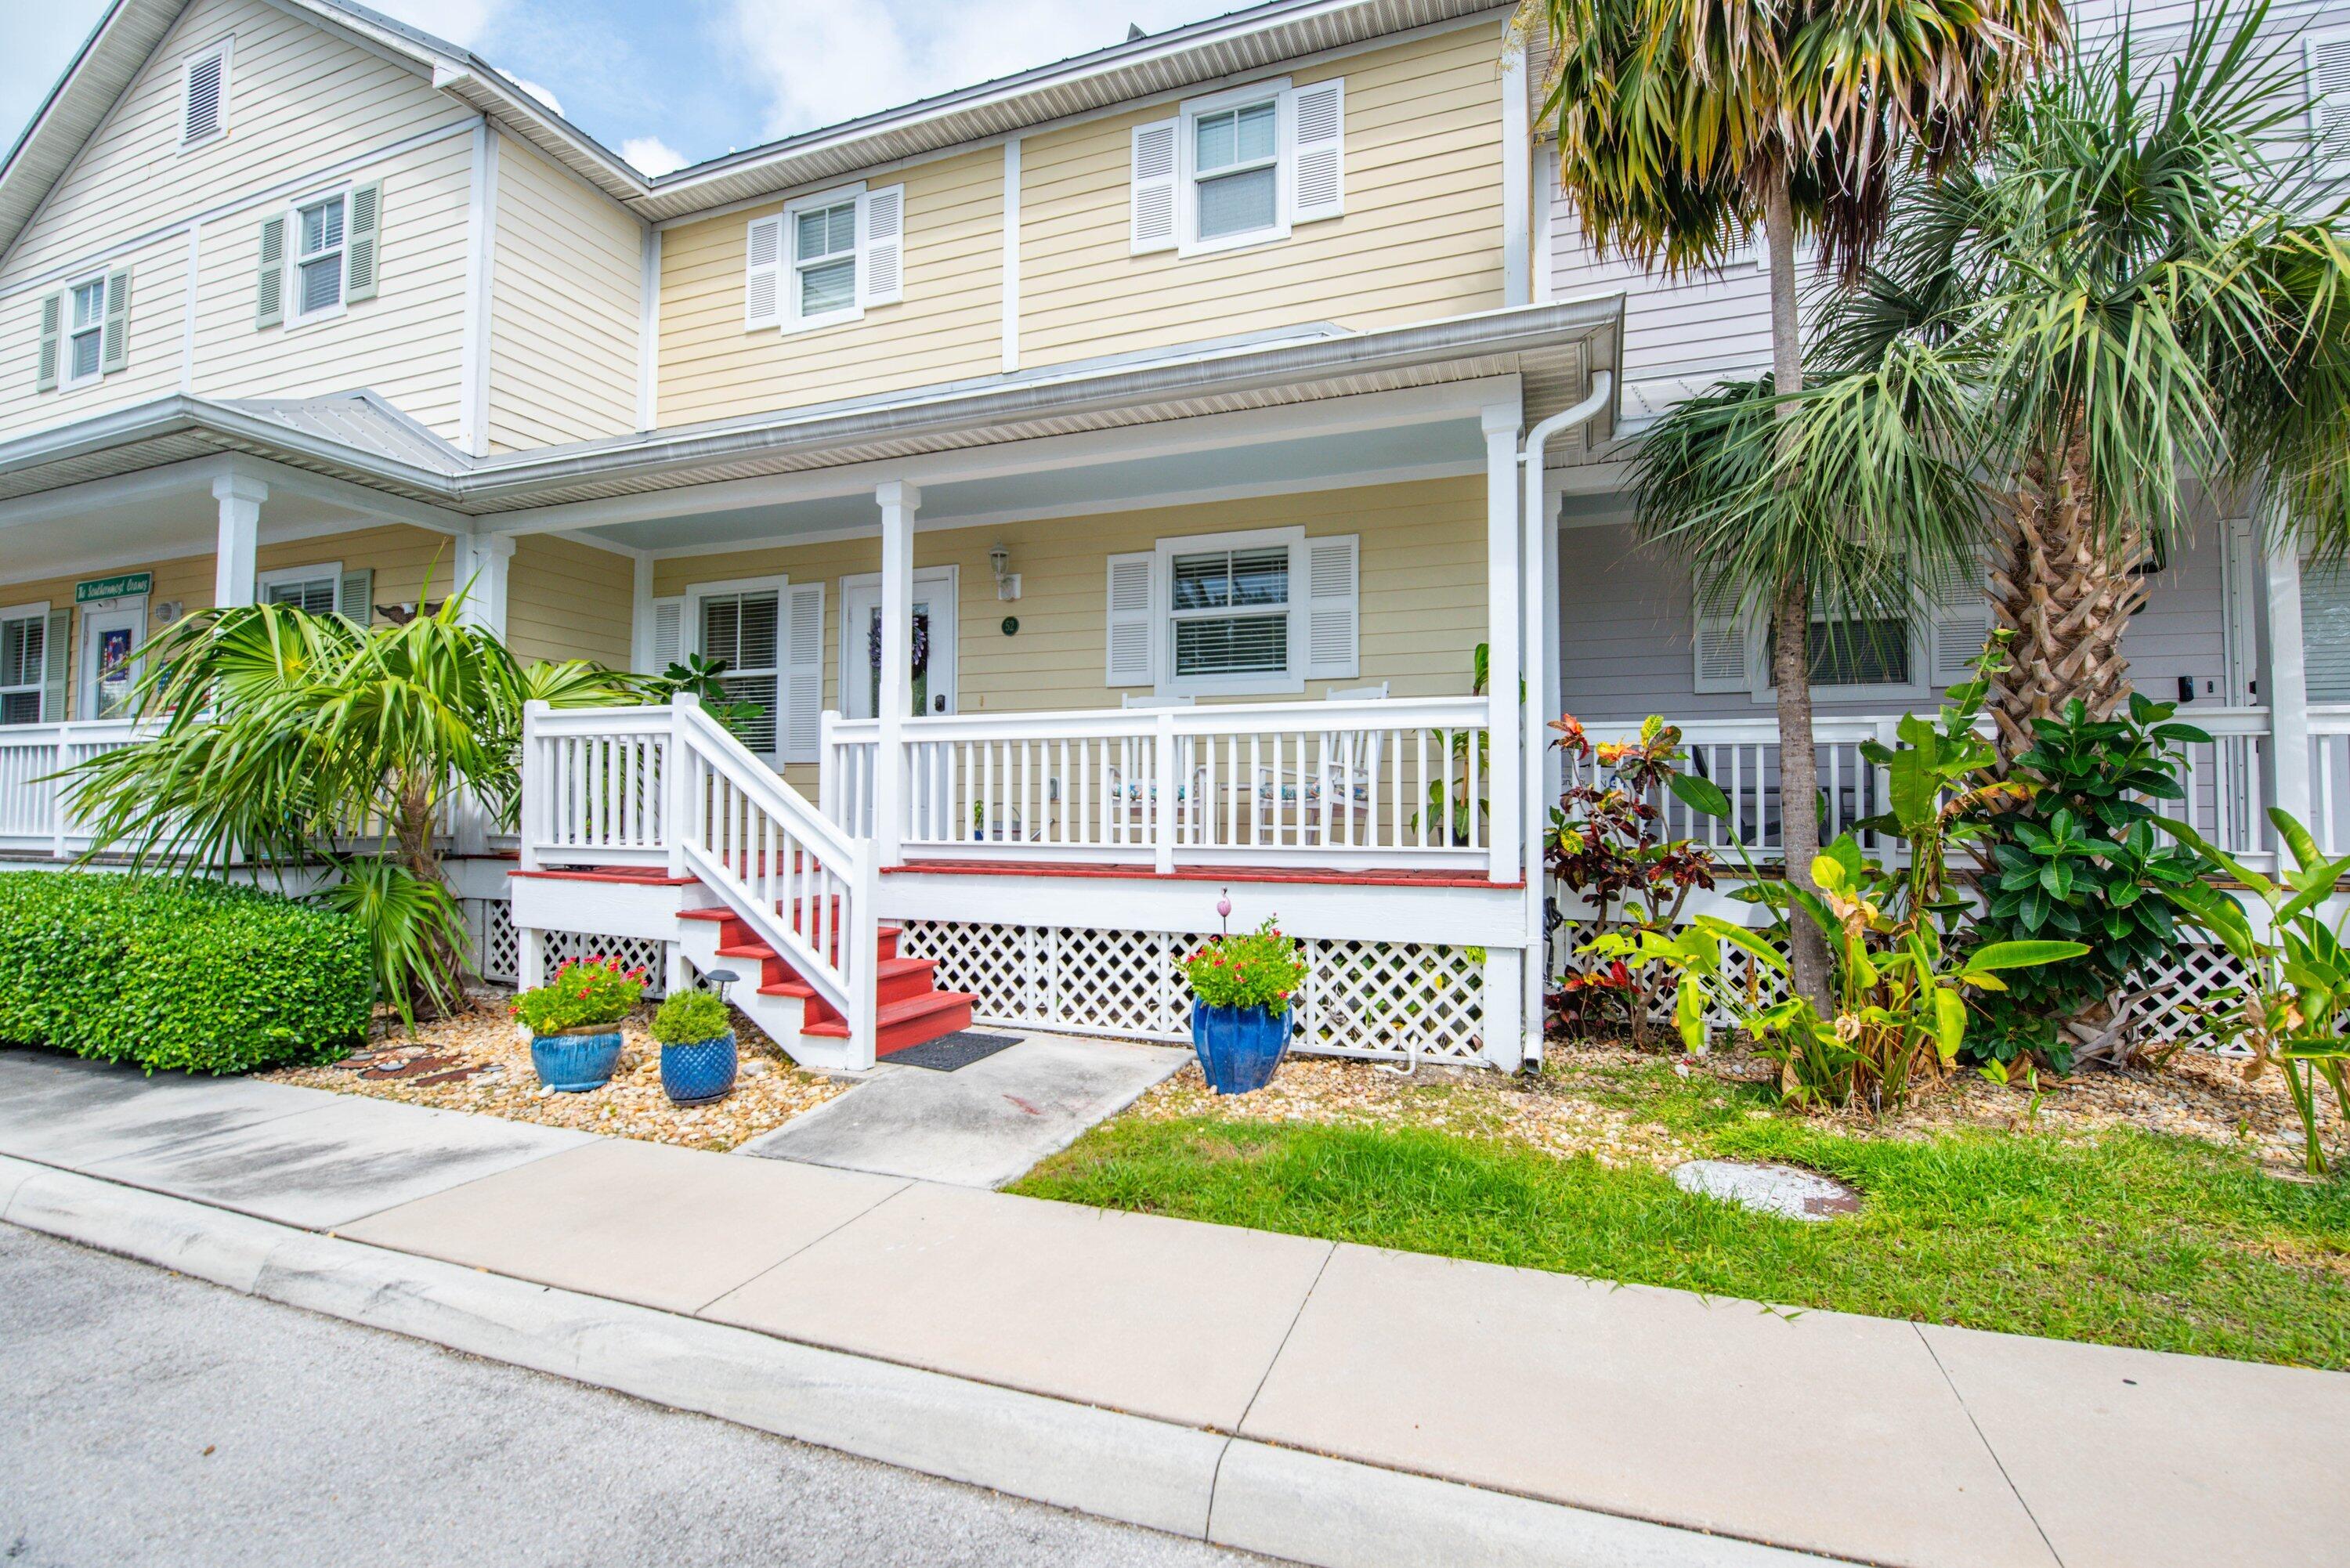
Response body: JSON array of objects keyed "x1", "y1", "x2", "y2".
[{"x1": 75, "y1": 572, "x2": 152, "y2": 604}]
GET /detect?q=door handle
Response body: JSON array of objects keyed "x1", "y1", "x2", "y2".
[{"x1": 932, "y1": 695, "x2": 947, "y2": 713}]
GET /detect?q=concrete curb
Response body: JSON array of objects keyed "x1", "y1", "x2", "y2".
[{"x1": 0, "y1": 1154, "x2": 1835, "y2": 1568}]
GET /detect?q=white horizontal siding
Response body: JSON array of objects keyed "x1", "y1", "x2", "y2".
[{"x1": 0, "y1": 232, "x2": 187, "y2": 443}]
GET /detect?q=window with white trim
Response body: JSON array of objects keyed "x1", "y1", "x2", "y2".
[
  {"x1": 0, "y1": 608, "x2": 47, "y2": 725},
  {"x1": 293, "y1": 193, "x2": 347, "y2": 320},
  {"x1": 696, "y1": 584, "x2": 783, "y2": 756},
  {"x1": 744, "y1": 182, "x2": 905, "y2": 332},
  {"x1": 1690, "y1": 576, "x2": 1989, "y2": 698},
  {"x1": 260, "y1": 564, "x2": 340, "y2": 616},
  {"x1": 1104, "y1": 528, "x2": 1358, "y2": 697},
  {"x1": 63, "y1": 276, "x2": 106, "y2": 387},
  {"x1": 180, "y1": 38, "x2": 230, "y2": 149},
  {"x1": 1131, "y1": 76, "x2": 1344, "y2": 255}
]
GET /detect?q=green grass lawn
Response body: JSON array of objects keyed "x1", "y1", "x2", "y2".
[{"x1": 1012, "y1": 1058, "x2": 2350, "y2": 1368}]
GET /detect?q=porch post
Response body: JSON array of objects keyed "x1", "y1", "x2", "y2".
[
  {"x1": 457, "y1": 533, "x2": 513, "y2": 640},
  {"x1": 2266, "y1": 538, "x2": 2312, "y2": 829},
  {"x1": 210, "y1": 472, "x2": 266, "y2": 607},
  {"x1": 1483, "y1": 403, "x2": 1523, "y2": 885},
  {"x1": 875, "y1": 481, "x2": 921, "y2": 866}
]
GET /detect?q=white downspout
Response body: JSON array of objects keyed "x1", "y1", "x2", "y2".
[{"x1": 1517, "y1": 370, "x2": 1612, "y2": 1072}]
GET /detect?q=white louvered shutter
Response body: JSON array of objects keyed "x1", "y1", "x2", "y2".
[
  {"x1": 781, "y1": 580, "x2": 826, "y2": 762},
  {"x1": 1130, "y1": 119, "x2": 1179, "y2": 254},
  {"x1": 99, "y1": 269, "x2": 131, "y2": 373},
  {"x1": 42, "y1": 609, "x2": 70, "y2": 721},
  {"x1": 255, "y1": 215, "x2": 286, "y2": 327},
  {"x1": 1927, "y1": 580, "x2": 1994, "y2": 688},
  {"x1": 2309, "y1": 34, "x2": 2350, "y2": 163},
  {"x1": 1289, "y1": 78, "x2": 1344, "y2": 222},
  {"x1": 345, "y1": 180, "x2": 382, "y2": 302},
  {"x1": 35, "y1": 293, "x2": 61, "y2": 391},
  {"x1": 649, "y1": 595, "x2": 684, "y2": 672},
  {"x1": 857, "y1": 185, "x2": 904, "y2": 306},
  {"x1": 744, "y1": 215, "x2": 783, "y2": 328},
  {"x1": 338, "y1": 568, "x2": 374, "y2": 626},
  {"x1": 1105, "y1": 551, "x2": 1157, "y2": 685},
  {"x1": 1692, "y1": 580, "x2": 1752, "y2": 693},
  {"x1": 183, "y1": 47, "x2": 225, "y2": 144},
  {"x1": 1300, "y1": 535, "x2": 1359, "y2": 681}
]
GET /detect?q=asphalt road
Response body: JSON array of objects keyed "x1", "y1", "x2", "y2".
[{"x1": 0, "y1": 1223, "x2": 1260, "y2": 1568}]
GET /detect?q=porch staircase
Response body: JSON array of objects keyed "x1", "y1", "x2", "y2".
[{"x1": 674, "y1": 899, "x2": 971, "y2": 1060}]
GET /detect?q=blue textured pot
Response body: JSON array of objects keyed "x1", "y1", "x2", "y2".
[
  {"x1": 1190, "y1": 1001, "x2": 1292, "y2": 1095},
  {"x1": 530, "y1": 1029, "x2": 624, "y2": 1093},
  {"x1": 660, "y1": 1031, "x2": 738, "y2": 1106}
]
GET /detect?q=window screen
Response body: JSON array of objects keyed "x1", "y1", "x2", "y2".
[
  {"x1": 1170, "y1": 546, "x2": 1289, "y2": 677},
  {"x1": 0, "y1": 615, "x2": 45, "y2": 725},
  {"x1": 700, "y1": 590, "x2": 782, "y2": 753},
  {"x1": 1193, "y1": 100, "x2": 1278, "y2": 240},
  {"x1": 265, "y1": 575, "x2": 339, "y2": 616}
]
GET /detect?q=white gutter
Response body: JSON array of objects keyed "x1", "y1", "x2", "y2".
[{"x1": 1517, "y1": 368, "x2": 1612, "y2": 1072}]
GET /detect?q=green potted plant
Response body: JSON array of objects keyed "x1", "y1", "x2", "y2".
[
  {"x1": 651, "y1": 988, "x2": 737, "y2": 1105},
  {"x1": 1181, "y1": 907, "x2": 1309, "y2": 1093},
  {"x1": 512, "y1": 955, "x2": 645, "y2": 1092}
]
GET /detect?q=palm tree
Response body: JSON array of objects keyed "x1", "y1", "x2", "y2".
[
  {"x1": 1815, "y1": 2, "x2": 2350, "y2": 756},
  {"x1": 1516, "y1": 0, "x2": 2066, "y2": 1007},
  {"x1": 65, "y1": 593, "x2": 641, "y2": 1017}
]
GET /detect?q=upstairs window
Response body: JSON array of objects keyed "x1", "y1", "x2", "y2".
[
  {"x1": 1131, "y1": 77, "x2": 1345, "y2": 256},
  {"x1": 36, "y1": 269, "x2": 129, "y2": 393},
  {"x1": 744, "y1": 183, "x2": 905, "y2": 332},
  {"x1": 180, "y1": 38, "x2": 230, "y2": 149},
  {"x1": 67, "y1": 278, "x2": 105, "y2": 385},
  {"x1": 295, "y1": 194, "x2": 346, "y2": 320},
  {"x1": 1192, "y1": 99, "x2": 1278, "y2": 242}
]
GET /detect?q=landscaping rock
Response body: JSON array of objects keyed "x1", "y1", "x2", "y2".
[{"x1": 1671, "y1": 1160, "x2": 1861, "y2": 1222}]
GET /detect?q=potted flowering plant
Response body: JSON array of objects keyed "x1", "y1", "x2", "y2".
[
  {"x1": 650, "y1": 988, "x2": 737, "y2": 1105},
  {"x1": 512, "y1": 955, "x2": 645, "y2": 1092},
  {"x1": 1181, "y1": 913, "x2": 1308, "y2": 1093}
]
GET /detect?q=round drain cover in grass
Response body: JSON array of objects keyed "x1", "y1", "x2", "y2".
[{"x1": 1672, "y1": 1160, "x2": 1860, "y2": 1222}]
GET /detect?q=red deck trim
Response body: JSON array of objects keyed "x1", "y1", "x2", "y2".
[
  {"x1": 508, "y1": 865, "x2": 700, "y2": 886},
  {"x1": 883, "y1": 858, "x2": 1521, "y2": 890}
]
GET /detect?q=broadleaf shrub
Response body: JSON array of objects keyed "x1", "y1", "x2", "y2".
[
  {"x1": 512, "y1": 956, "x2": 646, "y2": 1035},
  {"x1": 0, "y1": 872, "x2": 370, "y2": 1074},
  {"x1": 1181, "y1": 918, "x2": 1308, "y2": 1013},
  {"x1": 651, "y1": 989, "x2": 731, "y2": 1045}
]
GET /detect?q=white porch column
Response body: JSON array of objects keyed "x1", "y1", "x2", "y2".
[
  {"x1": 2266, "y1": 538, "x2": 2312, "y2": 829},
  {"x1": 630, "y1": 552, "x2": 656, "y2": 670},
  {"x1": 210, "y1": 472, "x2": 266, "y2": 607},
  {"x1": 875, "y1": 480, "x2": 920, "y2": 865},
  {"x1": 1483, "y1": 403, "x2": 1523, "y2": 884},
  {"x1": 458, "y1": 533, "x2": 513, "y2": 640}
]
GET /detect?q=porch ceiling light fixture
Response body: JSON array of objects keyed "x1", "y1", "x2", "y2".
[{"x1": 989, "y1": 543, "x2": 1021, "y2": 602}]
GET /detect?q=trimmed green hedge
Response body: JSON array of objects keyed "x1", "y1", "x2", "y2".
[{"x1": 0, "y1": 873, "x2": 371, "y2": 1074}]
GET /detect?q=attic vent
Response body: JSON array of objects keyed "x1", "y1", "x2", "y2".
[{"x1": 183, "y1": 41, "x2": 230, "y2": 147}]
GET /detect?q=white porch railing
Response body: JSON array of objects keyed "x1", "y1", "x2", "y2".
[
  {"x1": 1574, "y1": 706, "x2": 2288, "y2": 865},
  {"x1": 0, "y1": 720, "x2": 158, "y2": 858},
  {"x1": 821, "y1": 696, "x2": 1499, "y2": 873},
  {"x1": 522, "y1": 696, "x2": 877, "y2": 1055}
]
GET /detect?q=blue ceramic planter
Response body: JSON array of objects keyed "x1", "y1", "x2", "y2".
[
  {"x1": 530, "y1": 1029, "x2": 624, "y2": 1093},
  {"x1": 660, "y1": 1031, "x2": 739, "y2": 1105},
  {"x1": 1190, "y1": 1001, "x2": 1292, "y2": 1095}
]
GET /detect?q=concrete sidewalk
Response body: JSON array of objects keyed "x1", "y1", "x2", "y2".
[{"x1": 3, "y1": 1046, "x2": 2342, "y2": 1568}]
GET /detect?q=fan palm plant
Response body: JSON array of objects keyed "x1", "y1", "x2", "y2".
[
  {"x1": 1515, "y1": 0, "x2": 2066, "y2": 1007},
  {"x1": 64, "y1": 591, "x2": 642, "y2": 1019},
  {"x1": 1814, "y1": 2, "x2": 2350, "y2": 756}
]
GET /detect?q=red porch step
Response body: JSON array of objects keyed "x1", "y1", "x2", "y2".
[{"x1": 678, "y1": 905, "x2": 973, "y2": 1058}]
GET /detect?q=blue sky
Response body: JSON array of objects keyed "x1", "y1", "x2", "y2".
[{"x1": 5, "y1": 0, "x2": 1246, "y2": 177}]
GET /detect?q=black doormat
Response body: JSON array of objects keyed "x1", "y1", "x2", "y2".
[{"x1": 888, "y1": 1030, "x2": 1025, "y2": 1072}]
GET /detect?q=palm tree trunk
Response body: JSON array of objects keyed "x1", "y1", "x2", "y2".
[
  {"x1": 1764, "y1": 175, "x2": 1833, "y2": 1017},
  {"x1": 1984, "y1": 429, "x2": 2147, "y2": 762}
]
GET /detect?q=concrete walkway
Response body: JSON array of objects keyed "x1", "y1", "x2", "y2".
[{"x1": 3, "y1": 1046, "x2": 2343, "y2": 1568}]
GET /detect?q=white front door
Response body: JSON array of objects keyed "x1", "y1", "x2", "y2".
[
  {"x1": 841, "y1": 568, "x2": 958, "y2": 719},
  {"x1": 78, "y1": 598, "x2": 146, "y2": 721}
]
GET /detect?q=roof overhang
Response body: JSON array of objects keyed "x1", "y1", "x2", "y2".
[{"x1": 0, "y1": 297, "x2": 1623, "y2": 521}]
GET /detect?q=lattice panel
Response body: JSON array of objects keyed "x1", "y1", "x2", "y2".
[
  {"x1": 1553, "y1": 916, "x2": 2246, "y2": 1053},
  {"x1": 478, "y1": 898, "x2": 671, "y2": 997},
  {"x1": 895, "y1": 920, "x2": 1484, "y2": 1062}
]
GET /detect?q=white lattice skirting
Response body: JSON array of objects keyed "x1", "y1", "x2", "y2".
[
  {"x1": 895, "y1": 920, "x2": 1488, "y2": 1064},
  {"x1": 1552, "y1": 919, "x2": 2256, "y2": 1053},
  {"x1": 472, "y1": 898, "x2": 674, "y2": 999}
]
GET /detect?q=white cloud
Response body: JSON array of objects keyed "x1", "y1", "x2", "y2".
[
  {"x1": 504, "y1": 74, "x2": 564, "y2": 116},
  {"x1": 727, "y1": 0, "x2": 1224, "y2": 139},
  {"x1": 622, "y1": 136, "x2": 689, "y2": 177}
]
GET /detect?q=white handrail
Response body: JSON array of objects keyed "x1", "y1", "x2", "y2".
[{"x1": 0, "y1": 719, "x2": 159, "y2": 858}]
